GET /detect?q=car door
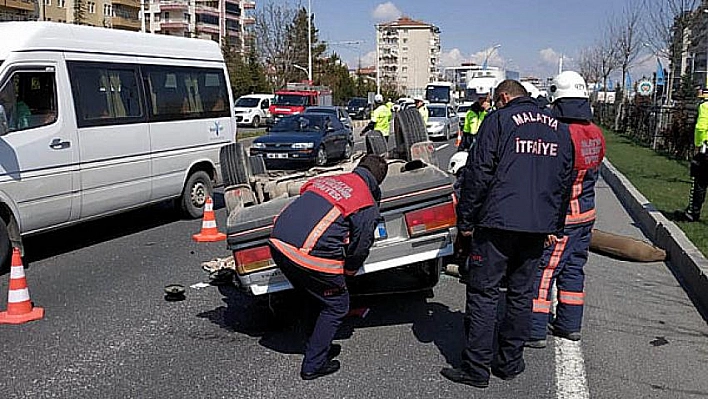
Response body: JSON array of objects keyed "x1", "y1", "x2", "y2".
[{"x1": 0, "y1": 62, "x2": 76, "y2": 233}]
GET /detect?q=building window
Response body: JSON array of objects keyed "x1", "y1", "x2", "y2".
[
  {"x1": 44, "y1": 0, "x2": 51, "y2": 5},
  {"x1": 103, "y1": 4, "x2": 112, "y2": 16},
  {"x1": 88, "y1": 2, "x2": 95, "y2": 14},
  {"x1": 402, "y1": 57, "x2": 408, "y2": 63},
  {"x1": 57, "y1": 0, "x2": 65, "y2": 7},
  {"x1": 402, "y1": 47, "x2": 408, "y2": 52},
  {"x1": 402, "y1": 38, "x2": 407, "y2": 44}
]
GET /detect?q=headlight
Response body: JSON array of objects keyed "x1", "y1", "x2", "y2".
[
  {"x1": 251, "y1": 142, "x2": 265, "y2": 149},
  {"x1": 291, "y1": 142, "x2": 314, "y2": 149},
  {"x1": 358, "y1": 107, "x2": 364, "y2": 110}
]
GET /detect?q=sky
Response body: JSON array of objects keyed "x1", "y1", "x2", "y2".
[{"x1": 270, "y1": 0, "x2": 662, "y2": 81}]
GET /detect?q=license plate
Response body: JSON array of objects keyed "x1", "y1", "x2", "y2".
[
  {"x1": 374, "y1": 221, "x2": 388, "y2": 240},
  {"x1": 267, "y1": 153, "x2": 288, "y2": 159}
]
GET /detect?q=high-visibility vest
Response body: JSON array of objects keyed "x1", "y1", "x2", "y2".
[
  {"x1": 695, "y1": 101, "x2": 708, "y2": 147},
  {"x1": 463, "y1": 109, "x2": 486, "y2": 135},
  {"x1": 371, "y1": 104, "x2": 392, "y2": 136}
]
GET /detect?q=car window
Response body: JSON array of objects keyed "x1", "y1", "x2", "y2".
[
  {"x1": 428, "y1": 106, "x2": 446, "y2": 118},
  {"x1": 0, "y1": 69, "x2": 58, "y2": 133},
  {"x1": 235, "y1": 97, "x2": 259, "y2": 107},
  {"x1": 271, "y1": 115, "x2": 326, "y2": 133}
]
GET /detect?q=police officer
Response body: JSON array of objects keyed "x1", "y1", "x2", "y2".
[
  {"x1": 459, "y1": 95, "x2": 490, "y2": 151},
  {"x1": 414, "y1": 96, "x2": 429, "y2": 124},
  {"x1": 527, "y1": 71, "x2": 606, "y2": 349},
  {"x1": 362, "y1": 94, "x2": 392, "y2": 141},
  {"x1": 680, "y1": 89, "x2": 708, "y2": 222},
  {"x1": 440, "y1": 80, "x2": 573, "y2": 388},
  {"x1": 269, "y1": 155, "x2": 388, "y2": 380}
]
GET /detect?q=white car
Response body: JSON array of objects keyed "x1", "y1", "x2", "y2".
[
  {"x1": 234, "y1": 94, "x2": 274, "y2": 128},
  {"x1": 426, "y1": 104, "x2": 460, "y2": 140}
]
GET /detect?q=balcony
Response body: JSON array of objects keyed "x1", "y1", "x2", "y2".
[
  {"x1": 159, "y1": 1, "x2": 189, "y2": 11},
  {"x1": 112, "y1": 0, "x2": 140, "y2": 8},
  {"x1": 242, "y1": 1, "x2": 255, "y2": 9},
  {"x1": 4, "y1": 0, "x2": 35, "y2": 11},
  {"x1": 195, "y1": 5, "x2": 219, "y2": 16},
  {"x1": 112, "y1": 16, "x2": 141, "y2": 31},
  {"x1": 196, "y1": 22, "x2": 220, "y2": 34},
  {"x1": 241, "y1": 16, "x2": 254, "y2": 24},
  {"x1": 160, "y1": 19, "x2": 189, "y2": 29}
]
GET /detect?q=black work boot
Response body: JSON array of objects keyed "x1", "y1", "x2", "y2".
[{"x1": 300, "y1": 360, "x2": 341, "y2": 380}]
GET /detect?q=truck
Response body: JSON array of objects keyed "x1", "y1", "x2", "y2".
[
  {"x1": 267, "y1": 83, "x2": 333, "y2": 125},
  {"x1": 465, "y1": 66, "x2": 520, "y2": 101},
  {"x1": 205, "y1": 109, "x2": 457, "y2": 309}
]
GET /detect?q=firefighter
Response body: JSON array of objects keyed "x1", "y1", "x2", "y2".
[
  {"x1": 459, "y1": 95, "x2": 490, "y2": 151},
  {"x1": 526, "y1": 71, "x2": 606, "y2": 349},
  {"x1": 268, "y1": 155, "x2": 388, "y2": 380},
  {"x1": 441, "y1": 80, "x2": 573, "y2": 388},
  {"x1": 361, "y1": 94, "x2": 392, "y2": 141},
  {"x1": 679, "y1": 89, "x2": 708, "y2": 222},
  {"x1": 414, "y1": 96, "x2": 429, "y2": 123}
]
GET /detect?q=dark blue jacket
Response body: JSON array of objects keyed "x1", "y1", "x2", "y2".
[
  {"x1": 457, "y1": 96, "x2": 574, "y2": 235},
  {"x1": 270, "y1": 167, "x2": 381, "y2": 275}
]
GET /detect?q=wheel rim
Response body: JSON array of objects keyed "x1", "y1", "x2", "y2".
[
  {"x1": 190, "y1": 181, "x2": 207, "y2": 208},
  {"x1": 316, "y1": 147, "x2": 327, "y2": 165},
  {"x1": 253, "y1": 116, "x2": 260, "y2": 128},
  {"x1": 344, "y1": 142, "x2": 352, "y2": 158}
]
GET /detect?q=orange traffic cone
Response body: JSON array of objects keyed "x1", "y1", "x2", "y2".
[
  {"x1": 455, "y1": 130, "x2": 462, "y2": 148},
  {"x1": 0, "y1": 248, "x2": 44, "y2": 325},
  {"x1": 192, "y1": 196, "x2": 226, "y2": 242}
]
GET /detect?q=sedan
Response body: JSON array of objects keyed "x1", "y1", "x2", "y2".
[
  {"x1": 304, "y1": 105, "x2": 354, "y2": 133},
  {"x1": 426, "y1": 104, "x2": 460, "y2": 140},
  {"x1": 250, "y1": 113, "x2": 354, "y2": 168}
]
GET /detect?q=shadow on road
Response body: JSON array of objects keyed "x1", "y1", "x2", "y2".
[{"x1": 196, "y1": 283, "x2": 465, "y2": 364}]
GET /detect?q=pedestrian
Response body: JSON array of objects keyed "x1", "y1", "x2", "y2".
[
  {"x1": 459, "y1": 95, "x2": 490, "y2": 151},
  {"x1": 678, "y1": 89, "x2": 708, "y2": 222},
  {"x1": 361, "y1": 94, "x2": 392, "y2": 142},
  {"x1": 440, "y1": 79, "x2": 573, "y2": 388},
  {"x1": 414, "y1": 96, "x2": 429, "y2": 124},
  {"x1": 526, "y1": 71, "x2": 606, "y2": 349},
  {"x1": 268, "y1": 155, "x2": 388, "y2": 380}
]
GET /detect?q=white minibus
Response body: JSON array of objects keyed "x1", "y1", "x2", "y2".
[{"x1": 0, "y1": 22, "x2": 236, "y2": 267}]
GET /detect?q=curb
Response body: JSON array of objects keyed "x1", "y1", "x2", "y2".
[{"x1": 601, "y1": 159, "x2": 708, "y2": 318}]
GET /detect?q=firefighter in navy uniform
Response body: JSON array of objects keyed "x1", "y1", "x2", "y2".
[
  {"x1": 440, "y1": 80, "x2": 573, "y2": 388},
  {"x1": 269, "y1": 155, "x2": 388, "y2": 380},
  {"x1": 526, "y1": 71, "x2": 606, "y2": 349}
]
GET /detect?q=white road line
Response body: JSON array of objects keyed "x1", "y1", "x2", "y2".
[
  {"x1": 435, "y1": 143, "x2": 449, "y2": 151},
  {"x1": 555, "y1": 337, "x2": 590, "y2": 399}
]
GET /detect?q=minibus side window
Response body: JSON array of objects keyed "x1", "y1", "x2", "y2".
[
  {"x1": 142, "y1": 65, "x2": 229, "y2": 122},
  {"x1": 67, "y1": 62, "x2": 145, "y2": 128},
  {"x1": 0, "y1": 70, "x2": 57, "y2": 133}
]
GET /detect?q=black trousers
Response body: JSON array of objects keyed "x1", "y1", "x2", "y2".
[
  {"x1": 461, "y1": 228, "x2": 546, "y2": 381},
  {"x1": 270, "y1": 247, "x2": 349, "y2": 374}
]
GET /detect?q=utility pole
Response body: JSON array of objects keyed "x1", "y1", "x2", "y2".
[{"x1": 307, "y1": 0, "x2": 312, "y2": 83}]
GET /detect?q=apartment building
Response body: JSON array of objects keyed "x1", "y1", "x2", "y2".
[
  {"x1": 376, "y1": 16, "x2": 440, "y2": 97},
  {"x1": 146, "y1": 0, "x2": 254, "y2": 49},
  {"x1": 2, "y1": 0, "x2": 254, "y2": 48}
]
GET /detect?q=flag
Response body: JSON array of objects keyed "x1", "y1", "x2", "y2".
[
  {"x1": 625, "y1": 72, "x2": 632, "y2": 91},
  {"x1": 656, "y1": 58, "x2": 665, "y2": 86},
  {"x1": 607, "y1": 78, "x2": 614, "y2": 91}
]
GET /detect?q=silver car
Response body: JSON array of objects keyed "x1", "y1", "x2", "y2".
[{"x1": 426, "y1": 104, "x2": 460, "y2": 140}]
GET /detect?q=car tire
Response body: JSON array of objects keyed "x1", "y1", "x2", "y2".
[
  {"x1": 252, "y1": 115, "x2": 261, "y2": 129},
  {"x1": 315, "y1": 145, "x2": 328, "y2": 166},
  {"x1": 180, "y1": 170, "x2": 213, "y2": 219},
  {"x1": 394, "y1": 108, "x2": 428, "y2": 161},
  {"x1": 365, "y1": 130, "x2": 388, "y2": 157},
  {"x1": 343, "y1": 140, "x2": 353, "y2": 159},
  {"x1": 220, "y1": 143, "x2": 249, "y2": 187},
  {"x1": 0, "y1": 219, "x2": 10, "y2": 273}
]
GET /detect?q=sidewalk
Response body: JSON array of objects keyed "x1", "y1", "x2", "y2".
[{"x1": 601, "y1": 159, "x2": 708, "y2": 319}]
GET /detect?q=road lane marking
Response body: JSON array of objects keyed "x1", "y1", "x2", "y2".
[
  {"x1": 435, "y1": 144, "x2": 449, "y2": 151},
  {"x1": 555, "y1": 337, "x2": 590, "y2": 399}
]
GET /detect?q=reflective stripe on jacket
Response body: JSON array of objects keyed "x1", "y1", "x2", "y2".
[{"x1": 565, "y1": 121, "x2": 605, "y2": 226}]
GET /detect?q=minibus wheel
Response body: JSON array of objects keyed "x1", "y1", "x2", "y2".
[{"x1": 180, "y1": 171, "x2": 213, "y2": 219}]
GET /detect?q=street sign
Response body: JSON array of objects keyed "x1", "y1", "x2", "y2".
[{"x1": 637, "y1": 79, "x2": 654, "y2": 97}]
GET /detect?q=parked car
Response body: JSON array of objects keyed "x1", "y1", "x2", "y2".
[
  {"x1": 426, "y1": 103, "x2": 460, "y2": 140},
  {"x1": 234, "y1": 94, "x2": 273, "y2": 128},
  {"x1": 250, "y1": 113, "x2": 354, "y2": 167},
  {"x1": 457, "y1": 101, "x2": 473, "y2": 130},
  {"x1": 345, "y1": 97, "x2": 371, "y2": 119},
  {"x1": 304, "y1": 105, "x2": 353, "y2": 132}
]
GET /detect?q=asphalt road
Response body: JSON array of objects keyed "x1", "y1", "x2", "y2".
[{"x1": 0, "y1": 127, "x2": 706, "y2": 399}]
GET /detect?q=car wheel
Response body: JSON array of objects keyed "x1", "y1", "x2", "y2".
[
  {"x1": 343, "y1": 140, "x2": 353, "y2": 159},
  {"x1": 252, "y1": 116, "x2": 261, "y2": 129},
  {"x1": 180, "y1": 170, "x2": 213, "y2": 219},
  {"x1": 0, "y1": 218, "x2": 10, "y2": 273},
  {"x1": 220, "y1": 143, "x2": 249, "y2": 187},
  {"x1": 365, "y1": 130, "x2": 388, "y2": 157},
  {"x1": 315, "y1": 145, "x2": 327, "y2": 166},
  {"x1": 393, "y1": 108, "x2": 428, "y2": 161}
]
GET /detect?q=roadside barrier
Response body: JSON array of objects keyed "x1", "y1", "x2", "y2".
[
  {"x1": 192, "y1": 196, "x2": 226, "y2": 242},
  {"x1": 0, "y1": 248, "x2": 44, "y2": 325}
]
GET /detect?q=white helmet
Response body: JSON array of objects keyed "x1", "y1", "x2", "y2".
[
  {"x1": 448, "y1": 151, "x2": 469, "y2": 175},
  {"x1": 521, "y1": 81, "x2": 541, "y2": 99},
  {"x1": 374, "y1": 94, "x2": 384, "y2": 103},
  {"x1": 549, "y1": 71, "x2": 589, "y2": 102}
]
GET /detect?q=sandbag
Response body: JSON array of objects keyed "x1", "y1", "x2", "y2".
[{"x1": 590, "y1": 229, "x2": 666, "y2": 262}]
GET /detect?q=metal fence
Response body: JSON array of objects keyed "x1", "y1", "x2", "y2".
[{"x1": 594, "y1": 101, "x2": 698, "y2": 160}]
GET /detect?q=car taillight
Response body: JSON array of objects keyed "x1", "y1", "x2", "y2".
[
  {"x1": 404, "y1": 202, "x2": 456, "y2": 237},
  {"x1": 234, "y1": 245, "x2": 275, "y2": 274}
]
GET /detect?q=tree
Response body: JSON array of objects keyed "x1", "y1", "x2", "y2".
[
  {"x1": 285, "y1": 7, "x2": 326, "y2": 84},
  {"x1": 253, "y1": 2, "x2": 297, "y2": 89},
  {"x1": 609, "y1": 1, "x2": 644, "y2": 129},
  {"x1": 73, "y1": 0, "x2": 86, "y2": 25}
]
